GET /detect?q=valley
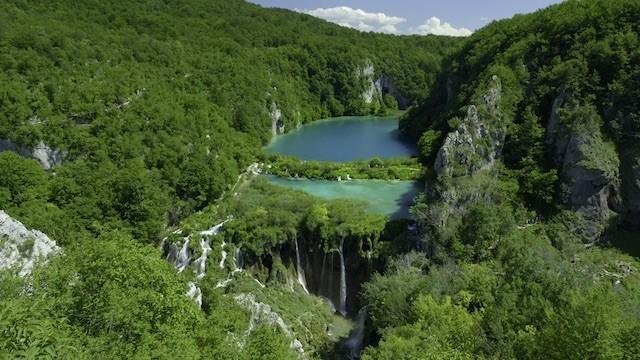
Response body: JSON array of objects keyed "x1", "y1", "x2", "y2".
[{"x1": 1, "y1": 0, "x2": 639, "y2": 359}]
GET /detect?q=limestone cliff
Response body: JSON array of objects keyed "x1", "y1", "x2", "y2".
[
  {"x1": 546, "y1": 96, "x2": 620, "y2": 241},
  {"x1": 357, "y1": 61, "x2": 410, "y2": 110},
  {"x1": 619, "y1": 145, "x2": 640, "y2": 228},
  {"x1": 0, "y1": 139, "x2": 65, "y2": 170},
  {"x1": 418, "y1": 75, "x2": 505, "y2": 255},
  {"x1": 358, "y1": 62, "x2": 382, "y2": 106},
  {"x1": 434, "y1": 75, "x2": 504, "y2": 178},
  {"x1": 0, "y1": 211, "x2": 59, "y2": 276},
  {"x1": 270, "y1": 102, "x2": 285, "y2": 136},
  {"x1": 375, "y1": 76, "x2": 411, "y2": 109}
]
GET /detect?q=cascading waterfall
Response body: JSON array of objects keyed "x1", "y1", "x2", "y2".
[
  {"x1": 186, "y1": 281, "x2": 203, "y2": 308},
  {"x1": 295, "y1": 238, "x2": 309, "y2": 294},
  {"x1": 176, "y1": 239, "x2": 190, "y2": 273},
  {"x1": 319, "y1": 253, "x2": 327, "y2": 295},
  {"x1": 328, "y1": 254, "x2": 335, "y2": 305},
  {"x1": 343, "y1": 306, "x2": 368, "y2": 359},
  {"x1": 194, "y1": 238, "x2": 211, "y2": 279},
  {"x1": 219, "y1": 240, "x2": 228, "y2": 269},
  {"x1": 339, "y1": 237, "x2": 347, "y2": 316},
  {"x1": 233, "y1": 246, "x2": 244, "y2": 270}
]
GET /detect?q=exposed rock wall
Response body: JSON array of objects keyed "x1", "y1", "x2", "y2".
[
  {"x1": 546, "y1": 96, "x2": 619, "y2": 241},
  {"x1": 434, "y1": 75, "x2": 504, "y2": 178},
  {"x1": 270, "y1": 102, "x2": 285, "y2": 136},
  {"x1": 357, "y1": 61, "x2": 410, "y2": 109},
  {"x1": 375, "y1": 76, "x2": 411, "y2": 109},
  {"x1": 420, "y1": 75, "x2": 505, "y2": 255},
  {"x1": 234, "y1": 293, "x2": 305, "y2": 356},
  {"x1": 359, "y1": 62, "x2": 382, "y2": 105},
  {"x1": 0, "y1": 139, "x2": 65, "y2": 170},
  {"x1": 0, "y1": 211, "x2": 59, "y2": 276},
  {"x1": 619, "y1": 145, "x2": 640, "y2": 228}
]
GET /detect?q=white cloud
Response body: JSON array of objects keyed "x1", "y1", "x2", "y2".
[
  {"x1": 411, "y1": 17, "x2": 472, "y2": 37},
  {"x1": 480, "y1": 16, "x2": 490, "y2": 22},
  {"x1": 299, "y1": 7, "x2": 472, "y2": 37},
  {"x1": 301, "y1": 6, "x2": 406, "y2": 34}
]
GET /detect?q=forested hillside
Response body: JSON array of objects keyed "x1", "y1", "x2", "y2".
[
  {"x1": 0, "y1": 0, "x2": 457, "y2": 243},
  {"x1": 362, "y1": 0, "x2": 640, "y2": 358},
  {"x1": 0, "y1": 0, "x2": 459, "y2": 358},
  {"x1": 2, "y1": 0, "x2": 640, "y2": 359}
]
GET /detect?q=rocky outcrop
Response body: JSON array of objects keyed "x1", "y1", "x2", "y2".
[
  {"x1": 0, "y1": 139, "x2": 66, "y2": 170},
  {"x1": 435, "y1": 75, "x2": 504, "y2": 178},
  {"x1": 375, "y1": 76, "x2": 411, "y2": 109},
  {"x1": 270, "y1": 102, "x2": 285, "y2": 136},
  {"x1": 418, "y1": 76, "x2": 505, "y2": 255},
  {"x1": 234, "y1": 293, "x2": 305, "y2": 356},
  {"x1": 357, "y1": 61, "x2": 410, "y2": 109},
  {"x1": 619, "y1": 146, "x2": 640, "y2": 228},
  {"x1": 0, "y1": 211, "x2": 59, "y2": 276},
  {"x1": 358, "y1": 62, "x2": 382, "y2": 105},
  {"x1": 546, "y1": 96, "x2": 619, "y2": 241}
]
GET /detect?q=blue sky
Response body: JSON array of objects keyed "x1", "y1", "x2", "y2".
[{"x1": 248, "y1": 0, "x2": 563, "y2": 36}]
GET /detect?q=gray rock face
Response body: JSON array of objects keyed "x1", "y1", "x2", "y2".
[
  {"x1": 375, "y1": 76, "x2": 411, "y2": 109},
  {"x1": 358, "y1": 62, "x2": 382, "y2": 105},
  {"x1": 270, "y1": 102, "x2": 284, "y2": 136},
  {"x1": 619, "y1": 147, "x2": 640, "y2": 227},
  {"x1": 0, "y1": 139, "x2": 65, "y2": 170},
  {"x1": 546, "y1": 95, "x2": 619, "y2": 241},
  {"x1": 435, "y1": 75, "x2": 504, "y2": 178},
  {"x1": 0, "y1": 211, "x2": 59, "y2": 276},
  {"x1": 356, "y1": 61, "x2": 412, "y2": 110},
  {"x1": 420, "y1": 76, "x2": 504, "y2": 255},
  {"x1": 234, "y1": 293, "x2": 306, "y2": 356}
]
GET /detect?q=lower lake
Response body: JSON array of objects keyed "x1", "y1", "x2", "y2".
[{"x1": 264, "y1": 175, "x2": 419, "y2": 219}]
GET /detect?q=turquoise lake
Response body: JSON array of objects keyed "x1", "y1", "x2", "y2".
[
  {"x1": 264, "y1": 116, "x2": 419, "y2": 218},
  {"x1": 265, "y1": 115, "x2": 416, "y2": 162},
  {"x1": 263, "y1": 175, "x2": 419, "y2": 219}
]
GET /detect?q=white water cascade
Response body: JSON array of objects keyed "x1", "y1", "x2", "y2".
[
  {"x1": 193, "y1": 238, "x2": 212, "y2": 279},
  {"x1": 186, "y1": 281, "x2": 203, "y2": 308},
  {"x1": 219, "y1": 240, "x2": 228, "y2": 269},
  {"x1": 338, "y1": 237, "x2": 347, "y2": 316},
  {"x1": 343, "y1": 306, "x2": 368, "y2": 359},
  {"x1": 176, "y1": 239, "x2": 190, "y2": 273},
  {"x1": 295, "y1": 238, "x2": 309, "y2": 294},
  {"x1": 233, "y1": 246, "x2": 244, "y2": 270}
]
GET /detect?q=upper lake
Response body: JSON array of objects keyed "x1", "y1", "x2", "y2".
[{"x1": 265, "y1": 115, "x2": 416, "y2": 162}]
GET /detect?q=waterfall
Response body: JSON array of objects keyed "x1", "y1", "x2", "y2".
[
  {"x1": 194, "y1": 238, "x2": 211, "y2": 279},
  {"x1": 219, "y1": 240, "x2": 227, "y2": 269},
  {"x1": 342, "y1": 306, "x2": 368, "y2": 359},
  {"x1": 200, "y1": 218, "x2": 228, "y2": 237},
  {"x1": 176, "y1": 239, "x2": 190, "y2": 273},
  {"x1": 319, "y1": 253, "x2": 327, "y2": 295},
  {"x1": 186, "y1": 282, "x2": 203, "y2": 309},
  {"x1": 328, "y1": 254, "x2": 334, "y2": 305},
  {"x1": 339, "y1": 237, "x2": 347, "y2": 316},
  {"x1": 295, "y1": 238, "x2": 309, "y2": 294},
  {"x1": 215, "y1": 277, "x2": 234, "y2": 289},
  {"x1": 233, "y1": 246, "x2": 244, "y2": 270}
]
